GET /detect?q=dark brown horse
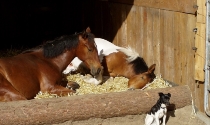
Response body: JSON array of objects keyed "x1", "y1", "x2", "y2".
[
  {"x1": 64, "y1": 38, "x2": 156, "y2": 89},
  {"x1": 0, "y1": 27, "x2": 102, "y2": 102}
]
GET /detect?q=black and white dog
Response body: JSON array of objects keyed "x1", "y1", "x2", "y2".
[{"x1": 145, "y1": 92, "x2": 171, "y2": 125}]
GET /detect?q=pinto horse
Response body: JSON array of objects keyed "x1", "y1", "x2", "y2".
[
  {"x1": 0, "y1": 27, "x2": 102, "y2": 102},
  {"x1": 63, "y1": 38, "x2": 156, "y2": 89}
]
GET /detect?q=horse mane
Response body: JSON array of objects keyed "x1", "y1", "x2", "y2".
[
  {"x1": 43, "y1": 34, "x2": 79, "y2": 58},
  {"x1": 117, "y1": 46, "x2": 148, "y2": 74},
  {"x1": 43, "y1": 32, "x2": 95, "y2": 58},
  {"x1": 131, "y1": 57, "x2": 148, "y2": 74},
  {"x1": 117, "y1": 46, "x2": 139, "y2": 62},
  {"x1": 22, "y1": 31, "x2": 95, "y2": 58}
]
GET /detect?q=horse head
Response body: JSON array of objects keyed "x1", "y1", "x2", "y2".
[
  {"x1": 128, "y1": 64, "x2": 156, "y2": 89},
  {"x1": 76, "y1": 27, "x2": 102, "y2": 76}
]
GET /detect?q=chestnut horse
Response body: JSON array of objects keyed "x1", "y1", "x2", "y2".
[
  {"x1": 0, "y1": 27, "x2": 102, "y2": 102},
  {"x1": 63, "y1": 38, "x2": 156, "y2": 89}
]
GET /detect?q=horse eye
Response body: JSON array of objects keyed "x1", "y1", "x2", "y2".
[
  {"x1": 85, "y1": 44, "x2": 93, "y2": 52},
  {"x1": 88, "y1": 48, "x2": 93, "y2": 52}
]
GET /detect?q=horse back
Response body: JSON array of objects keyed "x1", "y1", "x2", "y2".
[
  {"x1": 0, "y1": 52, "x2": 60, "y2": 99},
  {"x1": 102, "y1": 51, "x2": 135, "y2": 78}
]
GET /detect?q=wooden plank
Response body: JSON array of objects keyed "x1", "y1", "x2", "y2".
[
  {"x1": 110, "y1": 3, "x2": 128, "y2": 46},
  {"x1": 141, "y1": 7, "x2": 149, "y2": 59},
  {"x1": 126, "y1": 5, "x2": 136, "y2": 49},
  {"x1": 135, "y1": 6, "x2": 143, "y2": 56},
  {"x1": 194, "y1": 0, "x2": 206, "y2": 113},
  {"x1": 109, "y1": 3, "x2": 117, "y2": 43},
  {"x1": 100, "y1": 1, "x2": 113, "y2": 40},
  {"x1": 173, "y1": 12, "x2": 182, "y2": 85},
  {"x1": 109, "y1": 3, "x2": 122, "y2": 44},
  {"x1": 195, "y1": 82, "x2": 205, "y2": 112},
  {"x1": 186, "y1": 14, "x2": 196, "y2": 103},
  {"x1": 197, "y1": 0, "x2": 206, "y2": 24},
  {"x1": 118, "y1": 4, "x2": 128, "y2": 47},
  {"x1": 109, "y1": 0, "x2": 197, "y2": 14},
  {"x1": 151, "y1": 8, "x2": 161, "y2": 75},
  {"x1": 163, "y1": 10, "x2": 174, "y2": 82},
  {"x1": 0, "y1": 86, "x2": 192, "y2": 125},
  {"x1": 195, "y1": 23, "x2": 205, "y2": 81},
  {"x1": 159, "y1": 10, "x2": 165, "y2": 78},
  {"x1": 180, "y1": 13, "x2": 188, "y2": 85},
  {"x1": 145, "y1": 8, "x2": 154, "y2": 66},
  {"x1": 195, "y1": 0, "x2": 206, "y2": 82}
]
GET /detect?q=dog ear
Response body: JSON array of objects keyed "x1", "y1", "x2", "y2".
[
  {"x1": 168, "y1": 93, "x2": 171, "y2": 97},
  {"x1": 158, "y1": 92, "x2": 164, "y2": 96}
]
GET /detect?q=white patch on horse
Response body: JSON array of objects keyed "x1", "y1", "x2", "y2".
[
  {"x1": 117, "y1": 46, "x2": 139, "y2": 63},
  {"x1": 63, "y1": 57, "x2": 82, "y2": 74},
  {"x1": 63, "y1": 38, "x2": 121, "y2": 74}
]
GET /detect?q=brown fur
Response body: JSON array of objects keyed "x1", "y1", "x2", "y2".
[
  {"x1": 0, "y1": 27, "x2": 102, "y2": 102},
  {"x1": 102, "y1": 51, "x2": 156, "y2": 89}
]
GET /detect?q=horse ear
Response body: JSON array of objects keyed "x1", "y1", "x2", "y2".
[
  {"x1": 148, "y1": 64, "x2": 156, "y2": 73},
  {"x1": 82, "y1": 30, "x2": 88, "y2": 39},
  {"x1": 86, "y1": 27, "x2": 91, "y2": 33}
]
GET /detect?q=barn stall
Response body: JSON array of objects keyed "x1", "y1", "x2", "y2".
[
  {"x1": 95, "y1": 0, "x2": 208, "y2": 116},
  {"x1": 0, "y1": 0, "x2": 209, "y2": 124}
]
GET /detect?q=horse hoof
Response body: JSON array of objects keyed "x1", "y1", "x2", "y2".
[
  {"x1": 128, "y1": 88, "x2": 135, "y2": 91},
  {"x1": 66, "y1": 81, "x2": 80, "y2": 91}
]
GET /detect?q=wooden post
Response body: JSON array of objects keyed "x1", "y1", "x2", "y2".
[{"x1": 0, "y1": 85, "x2": 192, "y2": 125}]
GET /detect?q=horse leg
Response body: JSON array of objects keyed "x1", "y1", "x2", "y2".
[
  {"x1": 0, "y1": 78, "x2": 27, "y2": 101},
  {"x1": 66, "y1": 81, "x2": 80, "y2": 91},
  {"x1": 41, "y1": 84, "x2": 76, "y2": 97}
]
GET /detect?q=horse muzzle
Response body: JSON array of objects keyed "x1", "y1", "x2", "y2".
[{"x1": 90, "y1": 66, "x2": 102, "y2": 76}]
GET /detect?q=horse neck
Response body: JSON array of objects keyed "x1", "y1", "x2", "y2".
[{"x1": 49, "y1": 49, "x2": 76, "y2": 72}]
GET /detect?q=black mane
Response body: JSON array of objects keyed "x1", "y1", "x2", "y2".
[
  {"x1": 22, "y1": 31, "x2": 95, "y2": 58},
  {"x1": 129, "y1": 57, "x2": 148, "y2": 74},
  {"x1": 43, "y1": 34, "x2": 79, "y2": 58}
]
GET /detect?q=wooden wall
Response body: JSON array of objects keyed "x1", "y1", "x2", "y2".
[
  {"x1": 108, "y1": 0, "x2": 196, "y2": 86},
  {"x1": 96, "y1": 0, "x2": 207, "y2": 112},
  {"x1": 194, "y1": 0, "x2": 206, "y2": 113}
]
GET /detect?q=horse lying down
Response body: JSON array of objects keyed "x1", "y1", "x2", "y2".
[
  {"x1": 0, "y1": 27, "x2": 102, "y2": 101},
  {"x1": 63, "y1": 38, "x2": 156, "y2": 89}
]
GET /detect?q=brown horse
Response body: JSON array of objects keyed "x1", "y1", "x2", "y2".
[
  {"x1": 64, "y1": 38, "x2": 156, "y2": 89},
  {"x1": 101, "y1": 48, "x2": 156, "y2": 89},
  {"x1": 0, "y1": 27, "x2": 102, "y2": 102}
]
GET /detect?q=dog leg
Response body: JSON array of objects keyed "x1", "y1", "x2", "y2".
[
  {"x1": 155, "y1": 116, "x2": 160, "y2": 125},
  {"x1": 145, "y1": 114, "x2": 154, "y2": 125},
  {"x1": 162, "y1": 114, "x2": 166, "y2": 125}
]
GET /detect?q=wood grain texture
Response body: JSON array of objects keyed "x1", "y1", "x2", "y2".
[
  {"x1": 100, "y1": 0, "x2": 201, "y2": 112},
  {"x1": 195, "y1": 23, "x2": 205, "y2": 81},
  {"x1": 0, "y1": 86, "x2": 192, "y2": 125},
  {"x1": 197, "y1": 0, "x2": 206, "y2": 24},
  {"x1": 110, "y1": 3, "x2": 196, "y2": 86},
  {"x1": 109, "y1": 0, "x2": 197, "y2": 14}
]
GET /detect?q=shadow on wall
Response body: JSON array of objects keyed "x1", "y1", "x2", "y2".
[
  {"x1": 95, "y1": 0, "x2": 134, "y2": 42},
  {"x1": 0, "y1": 0, "x2": 134, "y2": 49}
]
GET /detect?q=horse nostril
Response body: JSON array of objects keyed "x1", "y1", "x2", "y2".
[{"x1": 97, "y1": 68, "x2": 101, "y2": 74}]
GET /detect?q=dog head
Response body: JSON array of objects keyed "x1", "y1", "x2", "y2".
[{"x1": 158, "y1": 92, "x2": 171, "y2": 106}]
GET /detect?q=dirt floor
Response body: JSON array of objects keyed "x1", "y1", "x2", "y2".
[{"x1": 54, "y1": 105, "x2": 209, "y2": 125}]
